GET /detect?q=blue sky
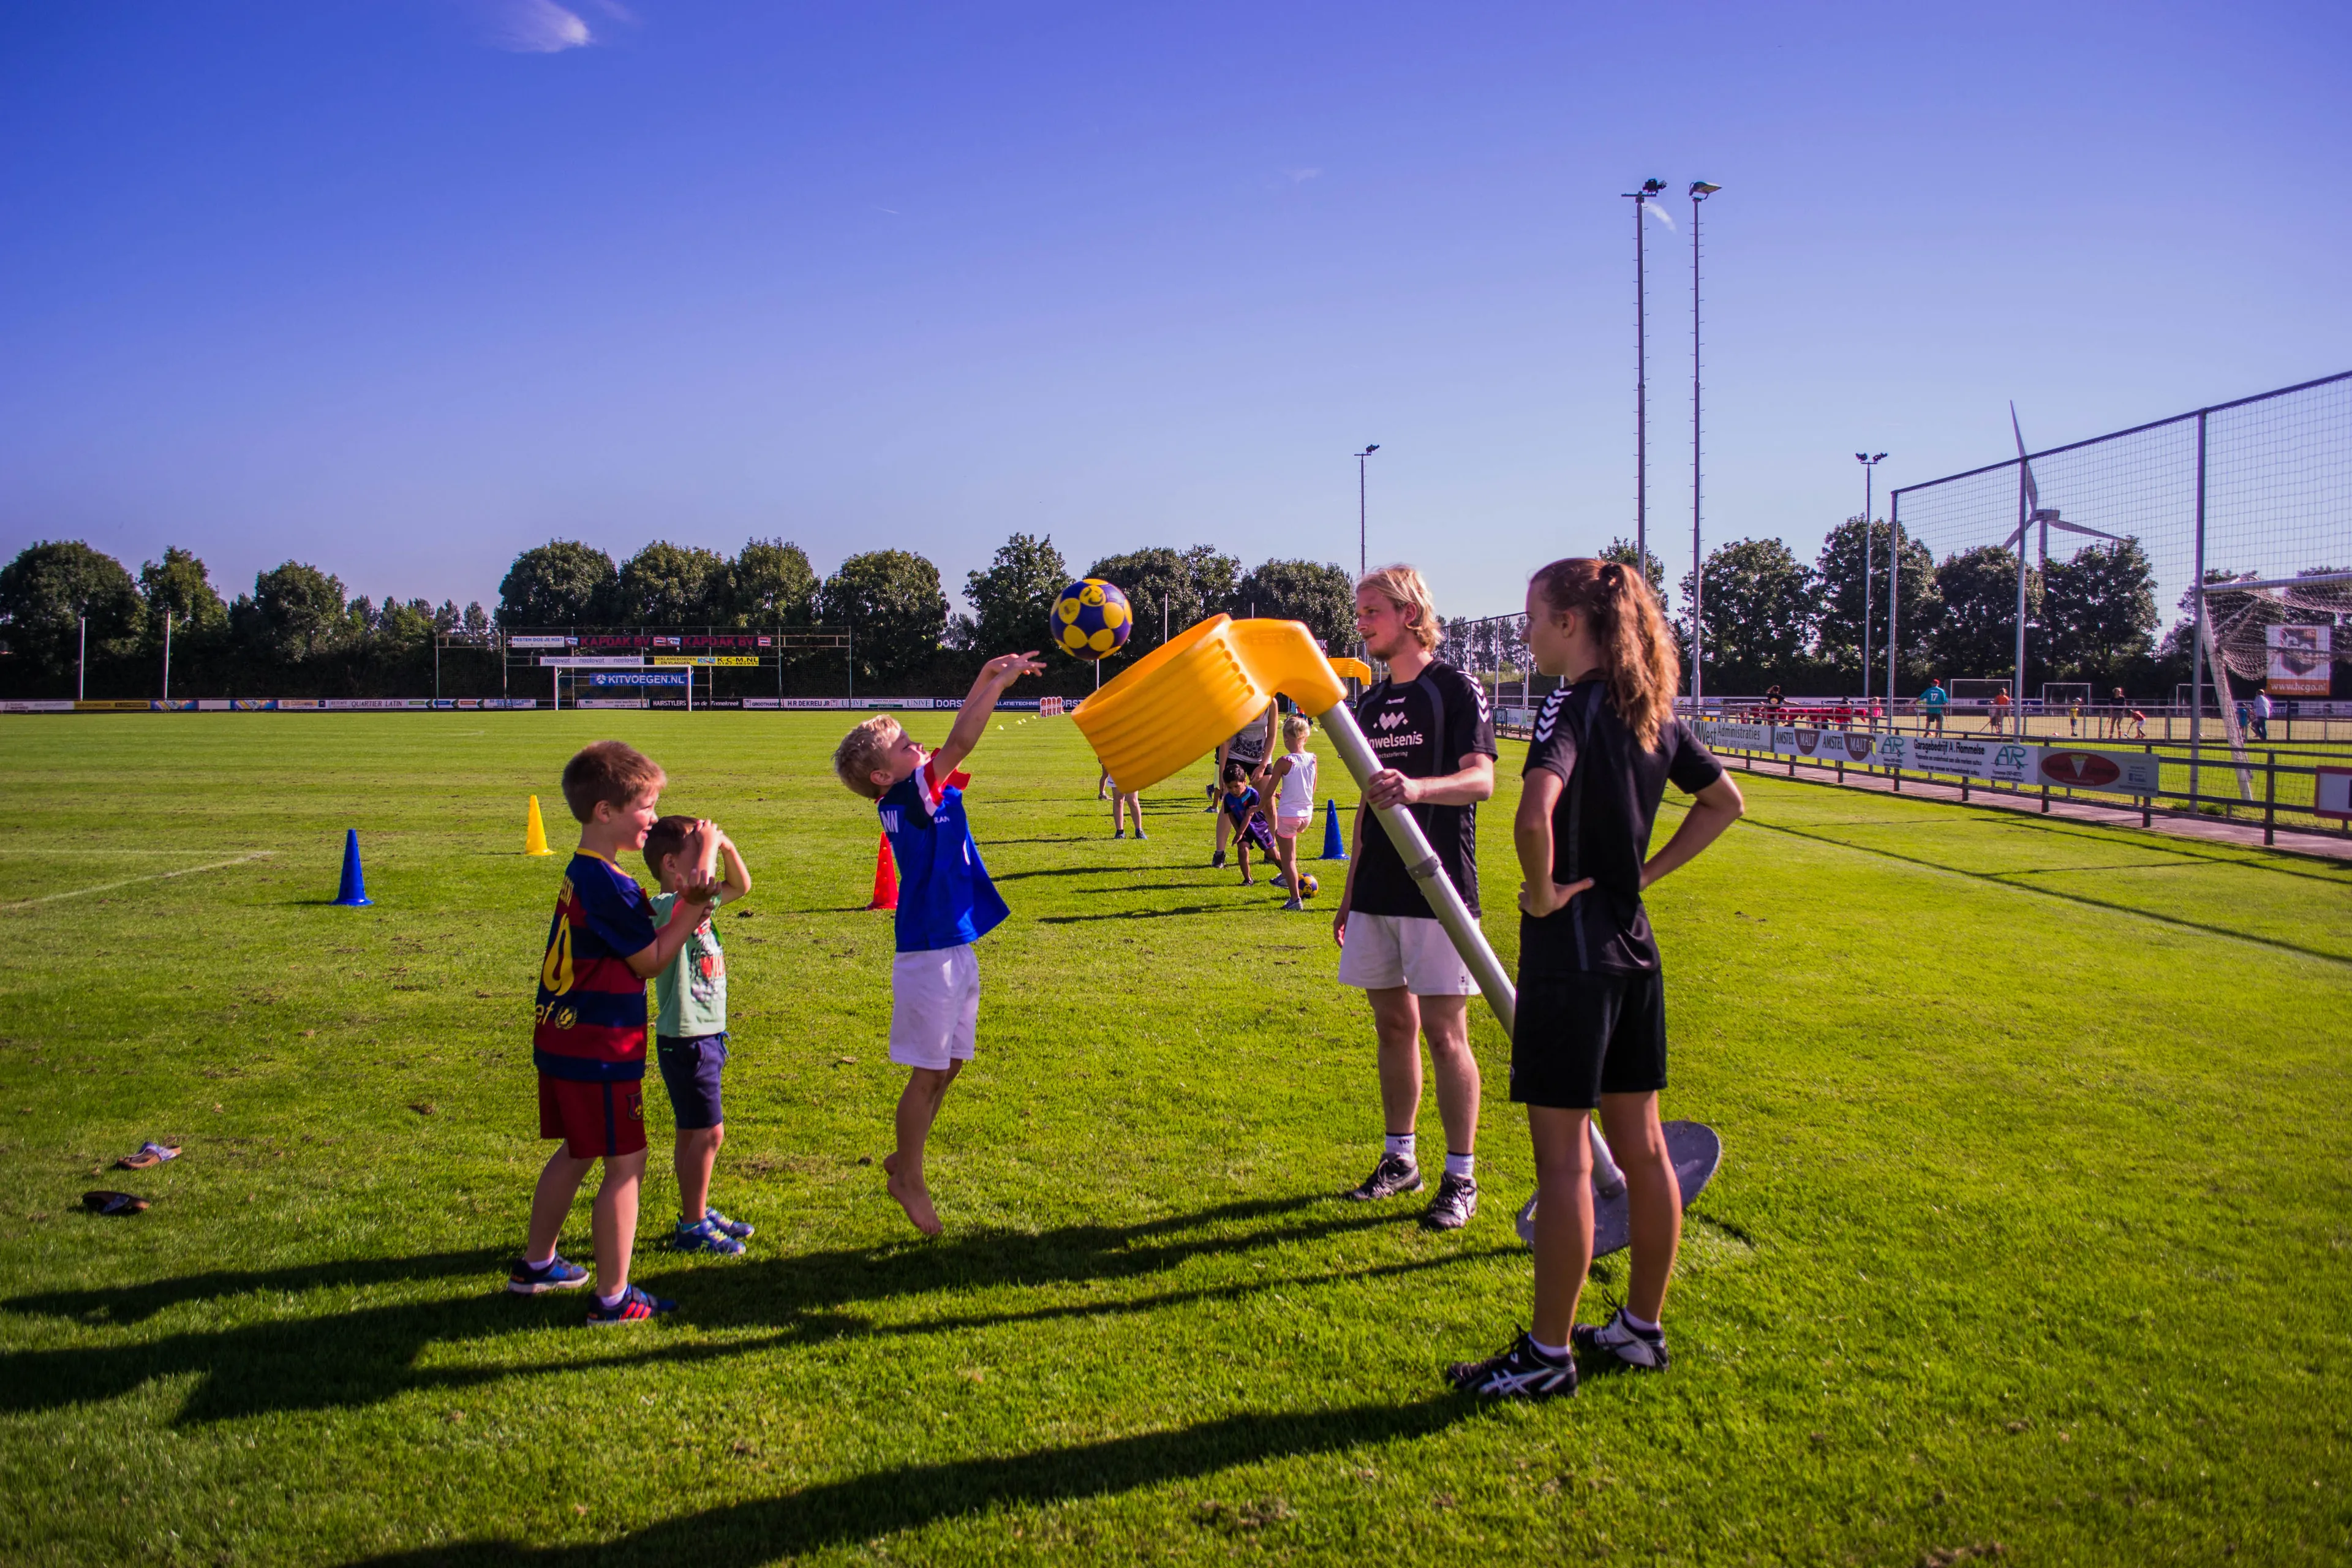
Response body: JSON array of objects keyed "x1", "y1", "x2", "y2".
[{"x1": 2, "y1": 1, "x2": 2346, "y2": 625}]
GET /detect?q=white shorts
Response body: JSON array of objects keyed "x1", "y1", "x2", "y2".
[
  {"x1": 889, "y1": 944, "x2": 981, "y2": 1071},
  {"x1": 1336, "y1": 912, "x2": 1475, "y2": 997},
  {"x1": 1273, "y1": 813, "x2": 1312, "y2": 839}
]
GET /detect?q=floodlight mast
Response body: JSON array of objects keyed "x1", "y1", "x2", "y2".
[
  {"x1": 1354, "y1": 445, "x2": 1380, "y2": 581},
  {"x1": 1689, "y1": 181, "x2": 1719, "y2": 706},
  {"x1": 1855, "y1": 451, "x2": 1887, "y2": 720},
  {"x1": 1626, "y1": 179, "x2": 1667, "y2": 571}
]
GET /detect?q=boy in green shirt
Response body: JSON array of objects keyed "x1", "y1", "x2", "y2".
[{"x1": 643, "y1": 815, "x2": 753, "y2": 1254}]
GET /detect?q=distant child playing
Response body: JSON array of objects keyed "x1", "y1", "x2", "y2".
[
  {"x1": 643, "y1": 815, "x2": 753, "y2": 1256},
  {"x1": 834, "y1": 650, "x2": 1044, "y2": 1235},
  {"x1": 1110, "y1": 786, "x2": 1146, "y2": 839},
  {"x1": 1261, "y1": 714, "x2": 1321, "y2": 911},
  {"x1": 1447, "y1": 558, "x2": 1744, "y2": 1400},
  {"x1": 513, "y1": 741, "x2": 720, "y2": 1325},
  {"x1": 1220, "y1": 761, "x2": 1278, "y2": 886}
]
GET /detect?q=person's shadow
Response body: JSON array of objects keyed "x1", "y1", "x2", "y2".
[{"x1": 1, "y1": 1195, "x2": 1503, "y2": 1425}]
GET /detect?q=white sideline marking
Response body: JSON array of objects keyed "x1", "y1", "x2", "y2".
[{"x1": 0, "y1": 852, "x2": 276, "y2": 911}]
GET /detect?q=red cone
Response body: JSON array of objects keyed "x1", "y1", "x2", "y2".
[{"x1": 865, "y1": 832, "x2": 899, "y2": 911}]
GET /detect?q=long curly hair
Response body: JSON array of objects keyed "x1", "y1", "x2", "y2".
[{"x1": 1529, "y1": 557, "x2": 1681, "y2": 750}]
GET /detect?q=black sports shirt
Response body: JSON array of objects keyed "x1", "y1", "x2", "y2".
[{"x1": 1348, "y1": 662, "x2": 1497, "y2": 919}]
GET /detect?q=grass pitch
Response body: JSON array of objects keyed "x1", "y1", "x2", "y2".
[{"x1": 1, "y1": 712, "x2": 2347, "y2": 1567}]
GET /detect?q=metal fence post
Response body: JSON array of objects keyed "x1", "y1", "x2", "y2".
[
  {"x1": 2190, "y1": 408, "x2": 2207, "y2": 807},
  {"x1": 2264, "y1": 753, "x2": 2276, "y2": 846}
]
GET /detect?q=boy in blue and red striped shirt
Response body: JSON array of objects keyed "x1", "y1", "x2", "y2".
[{"x1": 510, "y1": 740, "x2": 720, "y2": 1325}]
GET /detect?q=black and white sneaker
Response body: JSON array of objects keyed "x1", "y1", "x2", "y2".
[
  {"x1": 1423, "y1": 1172, "x2": 1478, "y2": 1230},
  {"x1": 1572, "y1": 1309, "x2": 1670, "y2": 1371},
  {"x1": 1447, "y1": 1329, "x2": 1577, "y2": 1400},
  {"x1": 1211, "y1": 850, "x2": 1227, "y2": 869},
  {"x1": 1345, "y1": 1152, "x2": 1423, "y2": 1201}
]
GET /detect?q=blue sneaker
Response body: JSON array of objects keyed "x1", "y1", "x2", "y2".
[
  {"x1": 701, "y1": 1206, "x2": 754, "y2": 1240},
  {"x1": 507, "y1": 1253, "x2": 590, "y2": 1294},
  {"x1": 585, "y1": 1284, "x2": 676, "y2": 1326},
  {"x1": 670, "y1": 1216, "x2": 745, "y2": 1255}
]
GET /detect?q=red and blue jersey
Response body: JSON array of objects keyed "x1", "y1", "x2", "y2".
[
  {"x1": 878, "y1": 760, "x2": 1008, "y2": 953},
  {"x1": 534, "y1": 851, "x2": 657, "y2": 1081}
]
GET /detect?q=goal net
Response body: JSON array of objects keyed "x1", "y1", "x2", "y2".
[{"x1": 1948, "y1": 679, "x2": 2015, "y2": 707}]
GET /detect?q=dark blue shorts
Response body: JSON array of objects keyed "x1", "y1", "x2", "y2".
[{"x1": 655, "y1": 1032, "x2": 728, "y2": 1130}]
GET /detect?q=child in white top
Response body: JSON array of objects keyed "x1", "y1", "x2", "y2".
[{"x1": 1262, "y1": 714, "x2": 1320, "y2": 912}]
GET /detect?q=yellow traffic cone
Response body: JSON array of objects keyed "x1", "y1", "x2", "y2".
[{"x1": 524, "y1": 794, "x2": 554, "y2": 856}]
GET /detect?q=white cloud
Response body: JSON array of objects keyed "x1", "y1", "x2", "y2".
[
  {"x1": 493, "y1": 0, "x2": 592, "y2": 53},
  {"x1": 1287, "y1": 167, "x2": 1322, "y2": 184},
  {"x1": 1645, "y1": 201, "x2": 1676, "y2": 231}
]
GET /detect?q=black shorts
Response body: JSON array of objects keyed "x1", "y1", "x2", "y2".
[
  {"x1": 1509, "y1": 971, "x2": 1666, "y2": 1110},
  {"x1": 655, "y1": 1032, "x2": 728, "y2": 1130}
]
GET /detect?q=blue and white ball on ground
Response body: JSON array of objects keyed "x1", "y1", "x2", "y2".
[{"x1": 1051, "y1": 578, "x2": 1133, "y2": 661}]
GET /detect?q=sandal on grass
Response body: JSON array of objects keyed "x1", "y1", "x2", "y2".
[
  {"x1": 83, "y1": 1190, "x2": 149, "y2": 1216},
  {"x1": 116, "y1": 1142, "x2": 181, "y2": 1170}
]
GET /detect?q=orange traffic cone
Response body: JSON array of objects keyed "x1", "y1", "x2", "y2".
[{"x1": 865, "y1": 832, "x2": 898, "y2": 911}]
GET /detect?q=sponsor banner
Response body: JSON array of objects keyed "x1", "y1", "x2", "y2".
[
  {"x1": 854, "y1": 698, "x2": 926, "y2": 709},
  {"x1": 2034, "y1": 748, "x2": 2163, "y2": 796},
  {"x1": 1695, "y1": 721, "x2": 1775, "y2": 752},
  {"x1": 576, "y1": 698, "x2": 646, "y2": 709},
  {"x1": 782, "y1": 697, "x2": 849, "y2": 709},
  {"x1": 649, "y1": 696, "x2": 690, "y2": 710},
  {"x1": 0, "y1": 699, "x2": 77, "y2": 713},
  {"x1": 276, "y1": 699, "x2": 324, "y2": 710},
  {"x1": 698, "y1": 696, "x2": 743, "y2": 709},
  {"x1": 649, "y1": 655, "x2": 760, "y2": 668},
  {"x1": 2316, "y1": 767, "x2": 2352, "y2": 821},
  {"x1": 590, "y1": 671, "x2": 690, "y2": 688},
  {"x1": 154, "y1": 699, "x2": 197, "y2": 712},
  {"x1": 483, "y1": 697, "x2": 540, "y2": 709},
  {"x1": 741, "y1": 697, "x2": 782, "y2": 709},
  {"x1": 539, "y1": 655, "x2": 645, "y2": 669},
  {"x1": 2267, "y1": 625, "x2": 2332, "y2": 698},
  {"x1": 198, "y1": 699, "x2": 233, "y2": 710},
  {"x1": 507, "y1": 635, "x2": 575, "y2": 649},
  {"x1": 74, "y1": 699, "x2": 157, "y2": 712},
  {"x1": 232, "y1": 699, "x2": 273, "y2": 711},
  {"x1": 2289, "y1": 700, "x2": 2352, "y2": 718},
  {"x1": 323, "y1": 698, "x2": 429, "y2": 710},
  {"x1": 993, "y1": 698, "x2": 1038, "y2": 711},
  {"x1": 1876, "y1": 734, "x2": 2034, "y2": 785},
  {"x1": 1776, "y1": 726, "x2": 1878, "y2": 763},
  {"x1": 936, "y1": 698, "x2": 965, "y2": 709}
]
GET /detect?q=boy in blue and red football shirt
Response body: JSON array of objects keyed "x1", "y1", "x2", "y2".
[
  {"x1": 832, "y1": 650, "x2": 1042, "y2": 1235},
  {"x1": 510, "y1": 740, "x2": 720, "y2": 1325}
]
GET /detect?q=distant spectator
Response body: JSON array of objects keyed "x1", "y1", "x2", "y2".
[
  {"x1": 2105, "y1": 686, "x2": 2129, "y2": 739},
  {"x1": 1987, "y1": 688, "x2": 2012, "y2": 733},
  {"x1": 1919, "y1": 680, "x2": 1950, "y2": 734},
  {"x1": 2234, "y1": 699, "x2": 2252, "y2": 737},
  {"x1": 2252, "y1": 690, "x2": 2272, "y2": 741}
]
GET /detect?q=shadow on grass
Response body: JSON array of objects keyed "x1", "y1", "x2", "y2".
[
  {"x1": 342, "y1": 1396, "x2": 1475, "y2": 1568},
  {"x1": 0, "y1": 1194, "x2": 1472, "y2": 1424},
  {"x1": 1036, "y1": 903, "x2": 1227, "y2": 924}
]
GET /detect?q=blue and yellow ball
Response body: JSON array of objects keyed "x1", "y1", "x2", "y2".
[{"x1": 1050, "y1": 578, "x2": 1133, "y2": 661}]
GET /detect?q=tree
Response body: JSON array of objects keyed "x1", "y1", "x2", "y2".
[
  {"x1": 1598, "y1": 537, "x2": 1669, "y2": 605},
  {"x1": 1084, "y1": 545, "x2": 1242, "y2": 662},
  {"x1": 616, "y1": 542, "x2": 729, "y2": 625},
  {"x1": 963, "y1": 533, "x2": 1069, "y2": 657},
  {"x1": 138, "y1": 546, "x2": 227, "y2": 636},
  {"x1": 463, "y1": 602, "x2": 489, "y2": 636},
  {"x1": 1814, "y1": 518, "x2": 1939, "y2": 684},
  {"x1": 499, "y1": 541, "x2": 618, "y2": 627},
  {"x1": 818, "y1": 550, "x2": 949, "y2": 685},
  {"x1": 2042, "y1": 538, "x2": 2157, "y2": 685},
  {"x1": 1931, "y1": 546, "x2": 2041, "y2": 684},
  {"x1": 0, "y1": 540, "x2": 146, "y2": 674},
  {"x1": 1677, "y1": 537, "x2": 1815, "y2": 692},
  {"x1": 235, "y1": 561, "x2": 349, "y2": 662},
  {"x1": 1234, "y1": 558, "x2": 1355, "y2": 652},
  {"x1": 728, "y1": 539, "x2": 818, "y2": 626}
]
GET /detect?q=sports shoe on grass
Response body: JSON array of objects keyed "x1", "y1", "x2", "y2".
[
  {"x1": 1211, "y1": 850, "x2": 1227, "y2": 869},
  {"x1": 1281, "y1": 895, "x2": 1305, "y2": 912},
  {"x1": 507, "y1": 1254, "x2": 589, "y2": 1294},
  {"x1": 1446, "y1": 1329, "x2": 1577, "y2": 1400},
  {"x1": 1346, "y1": 1152, "x2": 1423, "y2": 1201},
  {"x1": 1423, "y1": 1172, "x2": 1478, "y2": 1230},
  {"x1": 1572, "y1": 1309, "x2": 1670, "y2": 1371},
  {"x1": 1134, "y1": 829, "x2": 1148, "y2": 840},
  {"x1": 1114, "y1": 829, "x2": 1126, "y2": 839},
  {"x1": 702, "y1": 1207, "x2": 754, "y2": 1240},
  {"x1": 586, "y1": 1284, "x2": 676, "y2": 1326},
  {"x1": 669, "y1": 1216, "x2": 745, "y2": 1256}
]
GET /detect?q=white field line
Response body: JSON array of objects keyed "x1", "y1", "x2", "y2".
[{"x1": 0, "y1": 851, "x2": 276, "y2": 911}]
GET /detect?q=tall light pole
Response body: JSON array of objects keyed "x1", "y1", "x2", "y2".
[
  {"x1": 1625, "y1": 178, "x2": 1667, "y2": 570},
  {"x1": 1855, "y1": 452, "x2": 1887, "y2": 715},
  {"x1": 77, "y1": 614, "x2": 88, "y2": 703},
  {"x1": 1354, "y1": 445, "x2": 1380, "y2": 580},
  {"x1": 1689, "y1": 181, "x2": 1719, "y2": 706}
]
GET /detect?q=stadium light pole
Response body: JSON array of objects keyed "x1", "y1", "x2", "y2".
[
  {"x1": 1856, "y1": 452, "x2": 1886, "y2": 718},
  {"x1": 77, "y1": 614, "x2": 87, "y2": 703},
  {"x1": 1689, "y1": 181, "x2": 1719, "y2": 708},
  {"x1": 1625, "y1": 179, "x2": 1668, "y2": 570},
  {"x1": 1354, "y1": 445, "x2": 1380, "y2": 581}
]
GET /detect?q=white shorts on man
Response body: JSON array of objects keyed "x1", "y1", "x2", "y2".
[
  {"x1": 889, "y1": 943, "x2": 981, "y2": 1069},
  {"x1": 1336, "y1": 913, "x2": 1474, "y2": 995}
]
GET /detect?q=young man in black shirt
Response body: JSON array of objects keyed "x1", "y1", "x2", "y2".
[{"x1": 1331, "y1": 565, "x2": 1497, "y2": 1229}]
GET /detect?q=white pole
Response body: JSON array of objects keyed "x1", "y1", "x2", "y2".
[
  {"x1": 163, "y1": 609, "x2": 172, "y2": 704},
  {"x1": 78, "y1": 616, "x2": 87, "y2": 702}
]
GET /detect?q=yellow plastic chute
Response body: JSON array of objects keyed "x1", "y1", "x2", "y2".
[{"x1": 1074, "y1": 614, "x2": 1351, "y2": 796}]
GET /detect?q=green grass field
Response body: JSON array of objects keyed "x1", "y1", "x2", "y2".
[{"x1": 2, "y1": 712, "x2": 2348, "y2": 1567}]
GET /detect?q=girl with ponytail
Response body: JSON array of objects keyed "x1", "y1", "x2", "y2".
[{"x1": 1446, "y1": 557, "x2": 1746, "y2": 1400}]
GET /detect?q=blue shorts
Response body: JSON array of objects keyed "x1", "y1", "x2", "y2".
[{"x1": 655, "y1": 1032, "x2": 728, "y2": 1130}]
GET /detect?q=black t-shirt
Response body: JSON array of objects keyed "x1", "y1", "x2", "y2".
[
  {"x1": 1224, "y1": 703, "x2": 1275, "y2": 767},
  {"x1": 1520, "y1": 680, "x2": 1724, "y2": 975},
  {"x1": 1348, "y1": 662, "x2": 1498, "y2": 919}
]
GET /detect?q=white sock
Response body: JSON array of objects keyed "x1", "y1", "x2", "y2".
[
  {"x1": 596, "y1": 1287, "x2": 625, "y2": 1310},
  {"x1": 1621, "y1": 1308, "x2": 1661, "y2": 1336},
  {"x1": 1384, "y1": 1133, "x2": 1417, "y2": 1162},
  {"x1": 1444, "y1": 1152, "x2": 1475, "y2": 1180},
  {"x1": 1529, "y1": 1335, "x2": 1569, "y2": 1362},
  {"x1": 526, "y1": 1251, "x2": 556, "y2": 1270}
]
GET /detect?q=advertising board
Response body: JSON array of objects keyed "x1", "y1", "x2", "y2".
[
  {"x1": 538, "y1": 656, "x2": 645, "y2": 669},
  {"x1": 2266, "y1": 625, "x2": 2332, "y2": 698},
  {"x1": 508, "y1": 635, "x2": 575, "y2": 649},
  {"x1": 2316, "y1": 767, "x2": 2352, "y2": 821},
  {"x1": 589, "y1": 671, "x2": 690, "y2": 688}
]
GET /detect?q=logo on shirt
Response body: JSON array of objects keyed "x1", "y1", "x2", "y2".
[
  {"x1": 1534, "y1": 690, "x2": 1564, "y2": 742},
  {"x1": 880, "y1": 807, "x2": 902, "y2": 833},
  {"x1": 1376, "y1": 709, "x2": 1410, "y2": 731}
]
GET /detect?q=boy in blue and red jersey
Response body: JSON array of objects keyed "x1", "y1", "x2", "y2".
[
  {"x1": 510, "y1": 739, "x2": 720, "y2": 1325},
  {"x1": 832, "y1": 650, "x2": 1042, "y2": 1235}
]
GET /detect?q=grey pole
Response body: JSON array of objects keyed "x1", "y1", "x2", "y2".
[
  {"x1": 2013, "y1": 456, "x2": 2030, "y2": 740},
  {"x1": 1886, "y1": 494, "x2": 1903, "y2": 723},
  {"x1": 1690, "y1": 182, "x2": 1719, "y2": 707},
  {"x1": 1625, "y1": 181, "x2": 1667, "y2": 569},
  {"x1": 1354, "y1": 445, "x2": 1380, "y2": 581},
  {"x1": 1856, "y1": 453, "x2": 1885, "y2": 714},
  {"x1": 2190, "y1": 409, "x2": 2207, "y2": 801},
  {"x1": 78, "y1": 615, "x2": 86, "y2": 703},
  {"x1": 162, "y1": 609, "x2": 172, "y2": 704}
]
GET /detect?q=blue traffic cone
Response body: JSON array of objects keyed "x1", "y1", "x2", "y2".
[
  {"x1": 333, "y1": 829, "x2": 372, "y2": 907},
  {"x1": 1319, "y1": 797, "x2": 1348, "y2": 861}
]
